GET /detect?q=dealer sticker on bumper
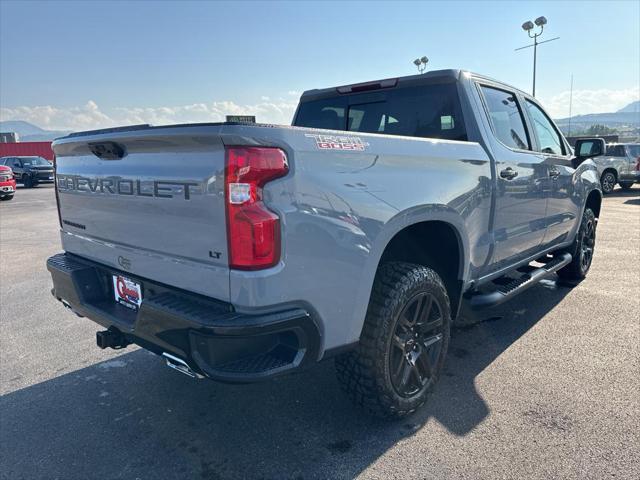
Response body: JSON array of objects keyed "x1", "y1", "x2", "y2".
[{"x1": 112, "y1": 275, "x2": 142, "y2": 310}]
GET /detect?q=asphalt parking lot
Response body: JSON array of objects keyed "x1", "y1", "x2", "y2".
[{"x1": 1, "y1": 184, "x2": 638, "y2": 480}]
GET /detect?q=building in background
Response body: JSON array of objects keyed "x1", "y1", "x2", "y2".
[
  {"x1": 0, "y1": 133, "x2": 54, "y2": 161},
  {"x1": 0, "y1": 132, "x2": 19, "y2": 143}
]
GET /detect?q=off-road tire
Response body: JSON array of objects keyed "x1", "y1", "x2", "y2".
[
  {"x1": 600, "y1": 171, "x2": 616, "y2": 194},
  {"x1": 619, "y1": 181, "x2": 633, "y2": 191},
  {"x1": 558, "y1": 208, "x2": 596, "y2": 280},
  {"x1": 335, "y1": 262, "x2": 450, "y2": 418}
]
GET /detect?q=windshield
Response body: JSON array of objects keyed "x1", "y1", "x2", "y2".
[
  {"x1": 21, "y1": 157, "x2": 50, "y2": 166},
  {"x1": 294, "y1": 83, "x2": 467, "y2": 141}
]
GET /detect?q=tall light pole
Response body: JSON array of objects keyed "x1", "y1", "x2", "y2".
[
  {"x1": 413, "y1": 56, "x2": 429, "y2": 74},
  {"x1": 515, "y1": 16, "x2": 559, "y2": 97}
]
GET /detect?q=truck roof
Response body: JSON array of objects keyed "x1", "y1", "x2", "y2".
[{"x1": 300, "y1": 69, "x2": 529, "y2": 102}]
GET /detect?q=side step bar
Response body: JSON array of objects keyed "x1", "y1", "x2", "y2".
[{"x1": 468, "y1": 253, "x2": 572, "y2": 309}]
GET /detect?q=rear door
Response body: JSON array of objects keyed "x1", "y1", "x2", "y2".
[
  {"x1": 475, "y1": 83, "x2": 549, "y2": 270},
  {"x1": 522, "y1": 97, "x2": 578, "y2": 248}
]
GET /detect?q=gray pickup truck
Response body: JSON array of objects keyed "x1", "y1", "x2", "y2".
[{"x1": 47, "y1": 69, "x2": 604, "y2": 417}]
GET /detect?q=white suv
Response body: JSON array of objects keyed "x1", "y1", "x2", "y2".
[{"x1": 595, "y1": 143, "x2": 640, "y2": 194}]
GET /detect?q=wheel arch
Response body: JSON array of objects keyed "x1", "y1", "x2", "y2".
[
  {"x1": 362, "y1": 214, "x2": 468, "y2": 326},
  {"x1": 585, "y1": 188, "x2": 602, "y2": 218}
]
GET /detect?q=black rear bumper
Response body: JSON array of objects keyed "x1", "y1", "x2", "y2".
[{"x1": 47, "y1": 253, "x2": 320, "y2": 382}]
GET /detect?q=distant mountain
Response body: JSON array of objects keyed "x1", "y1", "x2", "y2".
[
  {"x1": 617, "y1": 100, "x2": 639, "y2": 113},
  {"x1": 555, "y1": 100, "x2": 640, "y2": 134},
  {"x1": 0, "y1": 120, "x2": 72, "y2": 141},
  {"x1": 556, "y1": 111, "x2": 639, "y2": 125}
]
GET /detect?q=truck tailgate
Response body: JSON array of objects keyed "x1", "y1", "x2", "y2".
[{"x1": 52, "y1": 125, "x2": 230, "y2": 300}]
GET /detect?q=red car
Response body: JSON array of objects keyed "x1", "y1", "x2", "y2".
[{"x1": 0, "y1": 165, "x2": 17, "y2": 201}]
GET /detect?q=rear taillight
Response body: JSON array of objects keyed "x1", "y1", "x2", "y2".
[{"x1": 225, "y1": 146, "x2": 288, "y2": 270}]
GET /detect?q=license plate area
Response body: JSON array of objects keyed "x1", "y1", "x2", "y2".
[{"x1": 112, "y1": 275, "x2": 142, "y2": 310}]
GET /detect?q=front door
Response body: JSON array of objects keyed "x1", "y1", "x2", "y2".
[
  {"x1": 8, "y1": 159, "x2": 24, "y2": 180},
  {"x1": 523, "y1": 98, "x2": 579, "y2": 249}
]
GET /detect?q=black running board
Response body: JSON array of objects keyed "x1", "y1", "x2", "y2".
[{"x1": 468, "y1": 253, "x2": 572, "y2": 309}]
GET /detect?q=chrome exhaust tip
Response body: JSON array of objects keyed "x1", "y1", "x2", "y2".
[{"x1": 162, "y1": 353, "x2": 203, "y2": 379}]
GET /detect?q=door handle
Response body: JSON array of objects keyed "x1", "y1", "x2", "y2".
[{"x1": 500, "y1": 167, "x2": 518, "y2": 180}]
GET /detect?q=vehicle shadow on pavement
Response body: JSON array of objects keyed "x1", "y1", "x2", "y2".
[
  {"x1": 606, "y1": 186, "x2": 639, "y2": 198},
  {"x1": 0, "y1": 280, "x2": 571, "y2": 480}
]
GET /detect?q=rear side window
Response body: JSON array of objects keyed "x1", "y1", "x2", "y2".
[
  {"x1": 605, "y1": 145, "x2": 626, "y2": 157},
  {"x1": 525, "y1": 100, "x2": 565, "y2": 155},
  {"x1": 294, "y1": 83, "x2": 467, "y2": 141},
  {"x1": 479, "y1": 85, "x2": 530, "y2": 150}
]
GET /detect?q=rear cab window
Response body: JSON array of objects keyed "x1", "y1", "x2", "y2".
[{"x1": 294, "y1": 82, "x2": 468, "y2": 141}]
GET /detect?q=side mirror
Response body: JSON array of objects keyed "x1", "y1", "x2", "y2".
[
  {"x1": 572, "y1": 138, "x2": 605, "y2": 168},
  {"x1": 574, "y1": 138, "x2": 605, "y2": 159}
]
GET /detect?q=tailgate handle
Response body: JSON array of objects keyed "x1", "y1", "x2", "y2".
[{"x1": 88, "y1": 141, "x2": 126, "y2": 160}]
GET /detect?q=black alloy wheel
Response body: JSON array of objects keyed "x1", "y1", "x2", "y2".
[
  {"x1": 335, "y1": 262, "x2": 451, "y2": 417},
  {"x1": 389, "y1": 292, "x2": 444, "y2": 397},
  {"x1": 579, "y1": 214, "x2": 596, "y2": 273}
]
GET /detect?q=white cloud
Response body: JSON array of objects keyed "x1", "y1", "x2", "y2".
[
  {"x1": 0, "y1": 101, "x2": 113, "y2": 131},
  {"x1": 0, "y1": 98, "x2": 298, "y2": 131},
  {"x1": 541, "y1": 86, "x2": 640, "y2": 118},
  {"x1": 3, "y1": 86, "x2": 637, "y2": 131}
]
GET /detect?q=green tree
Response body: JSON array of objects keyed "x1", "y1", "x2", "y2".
[{"x1": 586, "y1": 124, "x2": 617, "y2": 135}]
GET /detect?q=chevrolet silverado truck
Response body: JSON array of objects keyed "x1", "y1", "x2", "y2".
[{"x1": 47, "y1": 70, "x2": 605, "y2": 417}]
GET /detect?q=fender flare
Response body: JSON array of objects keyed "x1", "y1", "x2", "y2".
[{"x1": 346, "y1": 205, "x2": 470, "y2": 342}]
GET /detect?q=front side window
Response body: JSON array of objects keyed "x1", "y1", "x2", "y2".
[
  {"x1": 479, "y1": 85, "x2": 530, "y2": 150},
  {"x1": 525, "y1": 100, "x2": 565, "y2": 155}
]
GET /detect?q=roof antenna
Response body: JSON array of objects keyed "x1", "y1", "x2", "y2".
[{"x1": 413, "y1": 56, "x2": 429, "y2": 74}]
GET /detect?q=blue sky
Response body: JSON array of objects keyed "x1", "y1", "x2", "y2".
[{"x1": 1, "y1": 0, "x2": 638, "y2": 130}]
